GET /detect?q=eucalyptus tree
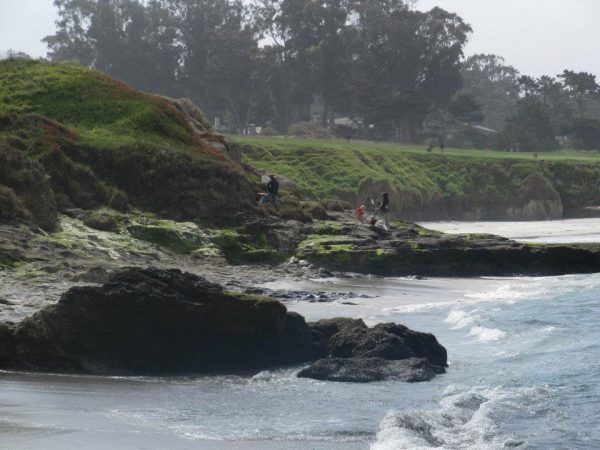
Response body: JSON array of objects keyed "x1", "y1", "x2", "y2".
[{"x1": 346, "y1": 2, "x2": 471, "y2": 139}]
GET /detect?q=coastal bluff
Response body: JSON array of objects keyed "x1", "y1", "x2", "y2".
[{"x1": 0, "y1": 268, "x2": 447, "y2": 382}]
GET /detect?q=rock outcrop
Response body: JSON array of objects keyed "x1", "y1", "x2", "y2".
[
  {"x1": 296, "y1": 220, "x2": 600, "y2": 277},
  {"x1": 298, "y1": 318, "x2": 447, "y2": 382},
  {"x1": 0, "y1": 268, "x2": 313, "y2": 374}
]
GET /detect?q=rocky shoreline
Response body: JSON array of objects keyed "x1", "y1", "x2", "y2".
[{"x1": 3, "y1": 209, "x2": 600, "y2": 382}]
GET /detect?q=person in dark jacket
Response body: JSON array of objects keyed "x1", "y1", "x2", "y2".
[
  {"x1": 379, "y1": 192, "x2": 390, "y2": 228},
  {"x1": 261, "y1": 175, "x2": 280, "y2": 208}
]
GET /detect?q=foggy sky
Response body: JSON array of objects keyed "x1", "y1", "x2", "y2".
[
  {"x1": 416, "y1": 0, "x2": 600, "y2": 77},
  {"x1": 1, "y1": 0, "x2": 599, "y2": 78}
]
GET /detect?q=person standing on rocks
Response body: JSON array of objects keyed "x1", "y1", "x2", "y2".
[
  {"x1": 262, "y1": 175, "x2": 280, "y2": 209},
  {"x1": 379, "y1": 192, "x2": 390, "y2": 228}
]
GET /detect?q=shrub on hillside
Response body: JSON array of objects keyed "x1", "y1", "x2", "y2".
[
  {"x1": 288, "y1": 121, "x2": 331, "y2": 139},
  {"x1": 261, "y1": 126, "x2": 278, "y2": 136}
]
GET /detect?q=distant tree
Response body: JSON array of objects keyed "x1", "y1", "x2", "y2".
[
  {"x1": 461, "y1": 54, "x2": 519, "y2": 130},
  {"x1": 44, "y1": 0, "x2": 96, "y2": 66},
  {"x1": 346, "y1": 3, "x2": 471, "y2": 140},
  {"x1": 559, "y1": 70, "x2": 599, "y2": 118},
  {"x1": 535, "y1": 75, "x2": 573, "y2": 129},
  {"x1": 423, "y1": 93, "x2": 483, "y2": 146},
  {"x1": 502, "y1": 96, "x2": 558, "y2": 151},
  {"x1": 1, "y1": 50, "x2": 33, "y2": 60},
  {"x1": 44, "y1": 0, "x2": 472, "y2": 139},
  {"x1": 562, "y1": 118, "x2": 600, "y2": 150},
  {"x1": 448, "y1": 93, "x2": 485, "y2": 126},
  {"x1": 422, "y1": 108, "x2": 457, "y2": 144},
  {"x1": 517, "y1": 75, "x2": 539, "y2": 97}
]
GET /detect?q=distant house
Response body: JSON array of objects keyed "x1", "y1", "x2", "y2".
[{"x1": 334, "y1": 117, "x2": 362, "y2": 129}]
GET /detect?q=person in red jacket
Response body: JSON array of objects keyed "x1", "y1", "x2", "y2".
[{"x1": 354, "y1": 205, "x2": 366, "y2": 223}]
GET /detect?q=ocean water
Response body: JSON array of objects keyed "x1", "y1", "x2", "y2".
[
  {"x1": 2, "y1": 220, "x2": 600, "y2": 449},
  {"x1": 2, "y1": 273, "x2": 599, "y2": 449}
]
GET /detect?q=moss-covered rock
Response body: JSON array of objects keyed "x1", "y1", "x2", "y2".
[
  {"x1": 211, "y1": 229, "x2": 285, "y2": 265},
  {"x1": 127, "y1": 219, "x2": 209, "y2": 254},
  {"x1": 296, "y1": 219, "x2": 600, "y2": 277},
  {"x1": 83, "y1": 211, "x2": 121, "y2": 232},
  {"x1": 311, "y1": 221, "x2": 347, "y2": 235}
]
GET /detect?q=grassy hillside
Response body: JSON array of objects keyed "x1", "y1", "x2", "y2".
[
  {"x1": 0, "y1": 59, "x2": 222, "y2": 154},
  {"x1": 0, "y1": 59, "x2": 257, "y2": 229},
  {"x1": 237, "y1": 136, "x2": 600, "y2": 220}
]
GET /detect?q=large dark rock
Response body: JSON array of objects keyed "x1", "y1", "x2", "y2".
[
  {"x1": 298, "y1": 318, "x2": 447, "y2": 382},
  {"x1": 297, "y1": 357, "x2": 436, "y2": 383},
  {"x1": 0, "y1": 268, "x2": 313, "y2": 374}
]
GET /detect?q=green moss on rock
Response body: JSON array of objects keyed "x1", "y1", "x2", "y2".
[
  {"x1": 312, "y1": 221, "x2": 346, "y2": 235},
  {"x1": 210, "y1": 229, "x2": 285, "y2": 265},
  {"x1": 127, "y1": 220, "x2": 209, "y2": 254}
]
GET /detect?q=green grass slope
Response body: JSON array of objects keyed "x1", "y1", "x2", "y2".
[
  {"x1": 0, "y1": 59, "x2": 257, "y2": 229},
  {"x1": 0, "y1": 59, "x2": 195, "y2": 149},
  {"x1": 238, "y1": 136, "x2": 600, "y2": 220}
]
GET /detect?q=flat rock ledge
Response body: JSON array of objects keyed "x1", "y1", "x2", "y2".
[{"x1": 0, "y1": 268, "x2": 447, "y2": 383}]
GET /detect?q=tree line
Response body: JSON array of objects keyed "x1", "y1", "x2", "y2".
[
  {"x1": 42, "y1": 0, "x2": 600, "y2": 150},
  {"x1": 462, "y1": 55, "x2": 600, "y2": 150}
]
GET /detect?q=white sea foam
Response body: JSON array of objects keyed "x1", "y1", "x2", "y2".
[
  {"x1": 445, "y1": 309, "x2": 505, "y2": 343},
  {"x1": 468, "y1": 326, "x2": 506, "y2": 343},
  {"x1": 371, "y1": 384, "x2": 549, "y2": 450},
  {"x1": 370, "y1": 389, "x2": 499, "y2": 450},
  {"x1": 444, "y1": 309, "x2": 477, "y2": 329}
]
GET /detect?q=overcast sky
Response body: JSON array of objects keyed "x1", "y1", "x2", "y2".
[{"x1": 1, "y1": 0, "x2": 599, "y2": 77}]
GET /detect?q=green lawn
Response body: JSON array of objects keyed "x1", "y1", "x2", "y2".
[{"x1": 234, "y1": 136, "x2": 600, "y2": 163}]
